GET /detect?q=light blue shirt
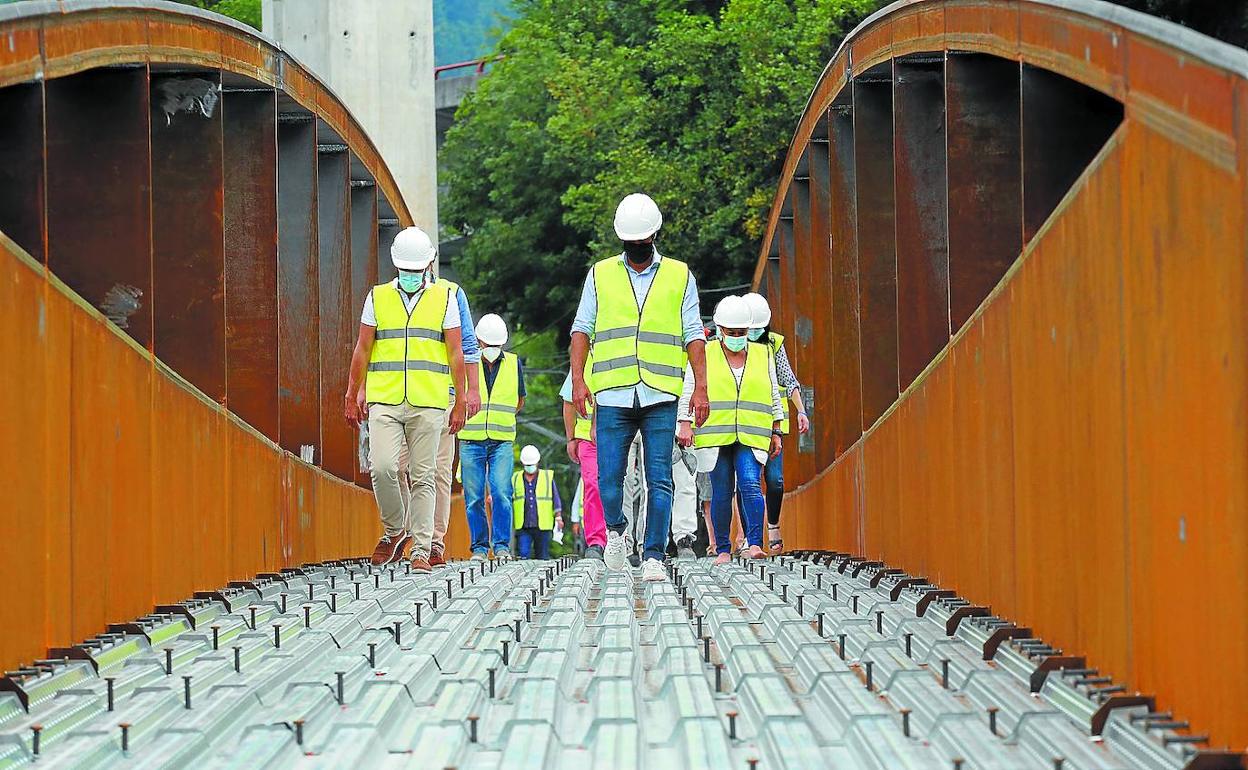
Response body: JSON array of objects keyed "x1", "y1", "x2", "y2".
[
  {"x1": 570, "y1": 251, "x2": 703, "y2": 407},
  {"x1": 446, "y1": 284, "x2": 480, "y2": 399}
]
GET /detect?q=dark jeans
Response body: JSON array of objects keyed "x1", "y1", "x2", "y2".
[
  {"x1": 460, "y1": 438, "x2": 514, "y2": 554},
  {"x1": 516, "y1": 527, "x2": 552, "y2": 559},
  {"x1": 711, "y1": 443, "x2": 765, "y2": 553},
  {"x1": 764, "y1": 447, "x2": 784, "y2": 525},
  {"x1": 597, "y1": 399, "x2": 677, "y2": 561}
]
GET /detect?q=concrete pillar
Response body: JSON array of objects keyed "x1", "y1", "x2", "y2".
[{"x1": 264, "y1": 0, "x2": 437, "y2": 235}]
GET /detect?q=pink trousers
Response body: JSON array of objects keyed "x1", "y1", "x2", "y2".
[{"x1": 577, "y1": 440, "x2": 607, "y2": 548}]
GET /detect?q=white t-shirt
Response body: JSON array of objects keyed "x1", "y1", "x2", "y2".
[{"x1": 360, "y1": 278, "x2": 460, "y2": 329}]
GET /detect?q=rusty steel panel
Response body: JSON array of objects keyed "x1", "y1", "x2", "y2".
[
  {"x1": 68, "y1": 306, "x2": 155, "y2": 643},
  {"x1": 860, "y1": 404, "x2": 899, "y2": 562},
  {"x1": 378, "y1": 222, "x2": 400, "y2": 284},
  {"x1": 1008, "y1": 136, "x2": 1131, "y2": 687},
  {"x1": 945, "y1": 53, "x2": 1022, "y2": 330},
  {"x1": 827, "y1": 104, "x2": 862, "y2": 456},
  {"x1": 944, "y1": 0, "x2": 1020, "y2": 59},
  {"x1": 1120, "y1": 118, "x2": 1248, "y2": 748},
  {"x1": 350, "y1": 182, "x2": 379, "y2": 488},
  {"x1": 317, "y1": 149, "x2": 354, "y2": 480},
  {"x1": 151, "y1": 72, "x2": 227, "y2": 402},
  {"x1": 806, "y1": 136, "x2": 836, "y2": 471},
  {"x1": 1021, "y1": 65, "x2": 1123, "y2": 243},
  {"x1": 151, "y1": 371, "x2": 228, "y2": 600},
  {"x1": 46, "y1": 66, "x2": 153, "y2": 349},
  {"x1": 789, "y1": 175, "x2": 815, "y2": 483},
  {"x1": 887, "y1": 3, "x2": 947, "y2": 60},
  {"x1": 223, "y1": 90, "x2": 280, "y2": 440},
  {"x1": 145, "y1": 14, "x2": 222, "y2": 70},
  {"x1": 41, "y1": 14, "x2": 149, "y2": 79},
  {"x1": 0, "y1": 83, "x2": 46, "y2": 263},
  {"x1": 0, "y1": 18, "x2": 41, "y2": 84},
  {"x1": 775, "y1": 216, "x2": 797, "y2": 468},
  {"x1": 893, "y1": 57, "x2": 951, "y2": 392},
  {"x1": 227, "y1": 423, "x2": 284, "y2": 574},
  {"x1": 1018, "y1": 4, "x2": 1125, "y2": 99},
  {"x1": 852, "y1": 75, "x2": 899, "y2": 429},
  {"x1": 276, "y1": 118, "x2": 321, "y2": 459}
]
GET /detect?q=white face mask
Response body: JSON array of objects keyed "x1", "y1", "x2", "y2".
[
  {"x1": 523, "y1": 464, "x2": 537, "y2": 474},
  {"x1": 482, "y1": 346, "x2": 502, "y2": 363}
]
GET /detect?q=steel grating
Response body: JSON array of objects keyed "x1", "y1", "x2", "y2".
[{"x1": 0, "y1": 553, "x2": 1231, "y2": 769}]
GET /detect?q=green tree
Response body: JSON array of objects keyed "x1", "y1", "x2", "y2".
[
  {"x1": 166, "y1": 0, "x2": 262, "y2": 29},
  {"x1": 440, "y1": 0, "x2": 879, "y2": 340}
]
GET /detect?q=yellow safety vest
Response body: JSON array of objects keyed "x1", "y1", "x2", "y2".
[
  {"x1": 459, "y1": 352, "x2": 520, "y2": 442},
  {"x1": 590, "y1": 256, "x2": 689, "y2": 396},
  {"x1": 512, "y1": 468, "x2": 556, "y2": 530},
  {"x1": 366, "y1": 282, "x2": 452, "y2": 408},
  {"x1": 766, "y1": 332, "x2": 790, "y2": 434},
  {"x1": 437, "y1": 278, "x2": 463, "y2": 406},
  {"x1": 573, "y1": 352, "x2": 595, "y2": 441},
  {"x1": 694, "y1": 339, "x2": 774, "y2": 452}
]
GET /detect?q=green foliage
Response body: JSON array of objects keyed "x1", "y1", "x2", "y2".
[
  {"x1": 435, "y1": 0, "x2": 515, "y2": 66},
  {"x1": 441, "y1": 0, "x2": 879, "y2": 339},
  {"x1": 166, "y1": 0, "x2": 261, "y2": 29}
]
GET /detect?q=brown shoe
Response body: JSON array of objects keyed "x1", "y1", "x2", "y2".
[
  {"x1": 395, "y1": 532, "x2": 413, "y2": 560},
  {"x1": 410, "y1": 556, "x2": 432, "y2": 573},
  {"x1": 370, "y1": 534, "x2": 403, "y2": 567},
  {"x1": 428, "y1": 548, "x2": 445, "y2": 567}
]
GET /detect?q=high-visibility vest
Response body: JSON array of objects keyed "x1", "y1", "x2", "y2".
[
  {"x1": 459, "y1": 352, "x2": 520, "y2": 441},
  {"x1": 766, "y1": 332, "x2": 790, "y2": 434},
  {"x1": 573, "y1": 352, "x2": 595, "y2": 441},
  {"x1": 694, "y1": 339, "x2": 774, "y2": 452},
  {"x1": 436, "y1": 278, "x2": 462, "y2": 406},
  {"x1": 590, "y1": 256, "x2": 689, "y2": 396},
  {"x1": 512, "y1": 468, "x2": 556, "y2": 530},
  {"x1": 366, "y1": 282, "x2": 452, "y2": 407}
]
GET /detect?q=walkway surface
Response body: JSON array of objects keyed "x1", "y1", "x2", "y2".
[{"x1": 0, "y1": 555, "x2": 1204, "y2": 768}]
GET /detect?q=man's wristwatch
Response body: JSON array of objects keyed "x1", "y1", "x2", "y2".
[{"x1": 772, "y1": 428, "x2": 784, "y2": 436}]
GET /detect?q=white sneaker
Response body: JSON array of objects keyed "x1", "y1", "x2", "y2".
[
  {"x1": 641, "y1": 558, "x2": 666, "y2": 582},
  {"x1": 604, "y1": 531, "x2": 628, "y2": 571}
]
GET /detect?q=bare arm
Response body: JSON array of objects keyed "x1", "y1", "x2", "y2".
[
  {"x1": 686, "y1": 339, "x2": 709, "y2": 426},
  {"x1": 570, "y1": 331, "x2": 593, "y2": 418},
  {"x1": 344, "y1": 324, "x2": 376, "y2": 424},
  {"x1": 446, "y1": 327, "x2": 467, "y2": 433},
  {"x1": 517, "y1": 396, "x2": 525, "y2": 414}
]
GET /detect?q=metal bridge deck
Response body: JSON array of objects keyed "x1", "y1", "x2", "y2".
[{"x1": 0, "y1": 555, "x2": 1210, "y2": 769}]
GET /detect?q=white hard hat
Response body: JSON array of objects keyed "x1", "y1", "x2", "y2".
[
  {"x1": 713, "y1": 295, "x2": 752, "y2": 330},
  {"x1": 390, "y1": 226, "x2": 437, "y2": 271},
  {"x1": 742, "y1": 292, "x2": 771, "y2": 329},
  {"x1": 520, "y1": 444, "x2": 541, "y2": 466},
  {"x1": 475, "y1": 313, "x2": 508, "y2": 346},
  {"x1": 613, "y1": 193, "x2": 663, "y2": 241}
]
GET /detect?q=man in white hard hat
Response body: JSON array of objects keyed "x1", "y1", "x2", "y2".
[
  {"x1": 569, "y1": 193, "x2": 709, "y2": 582},
  {"x1": 741, "y1": 292, "x2": 810, "y2": 553},
  {"x1": 511, "y1": 444, "x2": 562, "y2": 560},
  {"x1": 344, "y1": 226, "x2": 468, "y2": 572},
  {"x1": 458, "y1": 313, "x2": 525, "y2": 561}
]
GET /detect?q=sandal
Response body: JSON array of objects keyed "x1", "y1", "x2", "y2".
[{"x1": 767, "y1": 524, "x2": 784, "y2": 554}]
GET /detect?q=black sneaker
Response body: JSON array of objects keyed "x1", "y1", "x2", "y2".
[
  {"x1": 676, "y1": 536, "x2": 696, "y2": 560},
  {"x1": 584, "y1": 545, "x2": 604, "y2": 561},
  {"x1": 628, "y1": 552, "x2": 641, "y2": 568}
]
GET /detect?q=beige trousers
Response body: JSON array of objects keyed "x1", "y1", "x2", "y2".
[
  {"x1": 368, "y1": 402, "x2": 445, "y2": 559},
  {"x1": 431, "y1": 408, "x2": 456, "y2": 554}
]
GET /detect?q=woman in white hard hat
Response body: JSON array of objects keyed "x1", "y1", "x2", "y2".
[
  {"x1": 344, "y1": 226, "x2": 469, "y2": 572},
  {"x1": 677, "y1": 296, "x2": 782, "y2": 563},
  {"x1": 741, "y1": 292, "x2": 810, "y2": 554},
  {"x1": 511, "y1": 444, "x2": 563, "y2": 559}
]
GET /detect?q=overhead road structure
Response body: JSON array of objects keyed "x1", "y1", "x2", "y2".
[
  {"x1": 0, "y1": 1, "x2": 477, "y2": 682},
  {"x1": 752, "y1": 0, "x2": 1248, "y2": 752}
]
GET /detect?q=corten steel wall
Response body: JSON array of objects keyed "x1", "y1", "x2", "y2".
[
  {"x1": 0, "y1": 4, "x2": 473, "y2": 673},
  {"x1": 755, "y1": 0, "x2": 1248, "y2": 749},
  {"x1": 0, "y1": 230, "x2": 379, "y2": 676}
]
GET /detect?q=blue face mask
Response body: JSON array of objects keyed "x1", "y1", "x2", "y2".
[
  {"x1": 748, "y1": 328, "x2": 765, "y2": 342},
  {"x1": 722, "y1": 334, "x2": 748, "y2": 353},
  {"x1": 397, "y1": 270, "x2": 423, "y2": 293}
]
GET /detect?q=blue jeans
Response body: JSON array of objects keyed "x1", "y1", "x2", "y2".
[
  {"x1": 764, "y1": 447, "x2": 784, "y2": 526},
  {"x1": 710, "y1": 444, "x2": 765, "y2": 553},
  {"x1": 459, "y1": 439, "x2": 514, "y2": 554},
  {"x1": 516, "y1": 527, "x2": 552, "y2": 559},
  {"x1": 597, "y1": 400, "x2": 677, "y2": 561}
]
